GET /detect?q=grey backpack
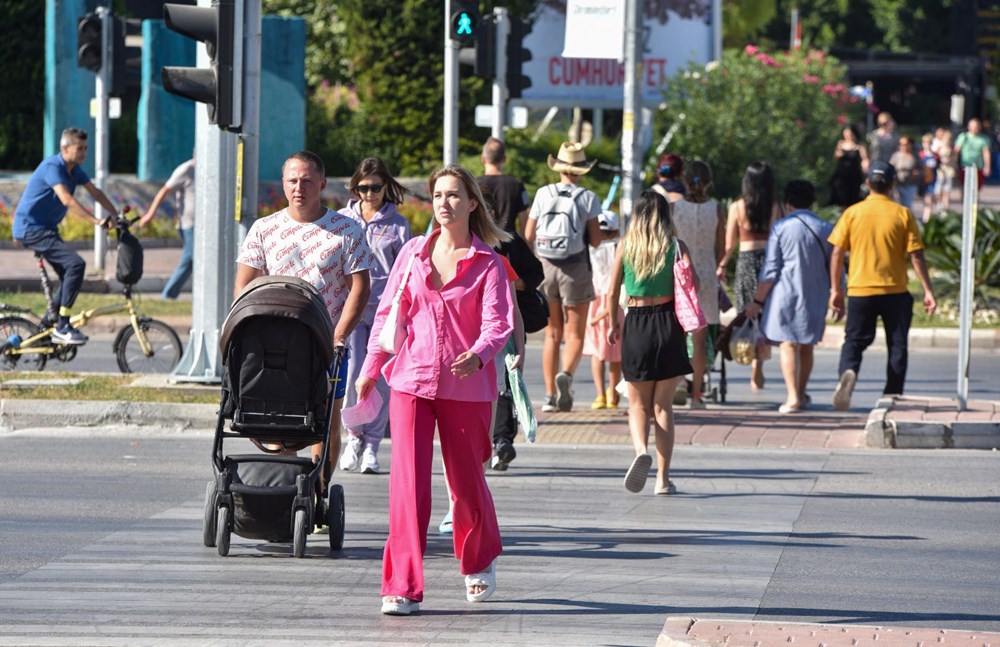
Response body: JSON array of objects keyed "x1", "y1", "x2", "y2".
[{"x1": 534, "y1": 185, "x2": 588, "y2": 261}]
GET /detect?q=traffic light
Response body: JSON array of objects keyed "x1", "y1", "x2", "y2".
[
  {"x1": 161, "y1": 1, "x2": 242, "y2": 130},
  {"x1": 449, "y1": 2, "x2": 479, "y2": 46},
  {"x1": 506, "y1": 17, "x2": 532, "y2": 99},
  {"x1": 77, "y1": 12, "x2": 102, "y2": 72},
  {"x1": 458, "y1": 12, "x2": 496, "y2": 80}
]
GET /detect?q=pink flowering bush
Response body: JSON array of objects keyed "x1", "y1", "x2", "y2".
[{"x1": 657, "y1": 45, "x2": 863, "y2": 201}]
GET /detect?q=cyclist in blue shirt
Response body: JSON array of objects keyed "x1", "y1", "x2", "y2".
[{"x1": 13, "y1": 127, "x2": 119, "y2": 344}]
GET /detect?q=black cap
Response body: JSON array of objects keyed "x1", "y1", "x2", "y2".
[{"x1": 868, "y1": 160, "x2": 895, "y2": 181}]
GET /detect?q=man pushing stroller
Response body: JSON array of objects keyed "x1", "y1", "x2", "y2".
[{"x1": 234, "y1": 150, "x2": 375, "y2": 481}]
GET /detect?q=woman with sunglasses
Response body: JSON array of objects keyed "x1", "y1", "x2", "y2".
[{"x1": 338, "y1": 157, "x2": 412, "y2": 475}]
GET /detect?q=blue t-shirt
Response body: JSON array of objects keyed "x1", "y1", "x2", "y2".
[{"x1": 12, "y1": 154, "x2": 91, "y2": 239}]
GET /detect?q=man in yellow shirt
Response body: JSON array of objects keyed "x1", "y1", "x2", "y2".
[{"x1": 827, "y1": 161, "x2": 937, "y2": 410}]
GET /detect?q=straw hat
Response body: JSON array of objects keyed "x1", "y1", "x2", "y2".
[{"x1": 547, "y1": 142, "x2": 597, "y2": 175}]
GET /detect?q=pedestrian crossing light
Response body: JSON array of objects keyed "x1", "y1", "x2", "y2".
[{"x1": 450, "y1": 2, "x2": 479, "y2": 46}]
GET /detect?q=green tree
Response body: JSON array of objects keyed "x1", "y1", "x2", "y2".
[
  {"x1": 0, "y1": 1, "x2": 44, "y2": 168},
  {"x1": 655, "y1": 45, "x2": 864, "y2": 201},
  {"x1": 261, "y1": 0, "x2": 350, "y2": 87},
  {"x1": 723, "y1": 0, "x2": 777, "y2": 48}
]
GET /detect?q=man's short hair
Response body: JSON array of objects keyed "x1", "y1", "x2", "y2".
[
  {"x1": 283, "y1": 150, "x2": 325, "y2": 177},
  {"x1": 482, "y1": 137, "x2": 506, "y2": 165},
  {"x1": 60, "y1": 128, "x2": 88, "y2": 148},
  {"x1": 783, "y1": 180, "x2": 815, "y2": 210}
]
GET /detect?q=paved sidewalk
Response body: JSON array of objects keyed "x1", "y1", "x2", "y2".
[{"x1": 659, "y1": 616, "x2": 1000, "y2": 646}]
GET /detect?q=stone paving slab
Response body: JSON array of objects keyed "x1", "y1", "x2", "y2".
[
  {"x1": 869, "y1": 396, "x2": 1000, "y2": 450},
  {"x1": 658, "y1": 616, "x2": 1000, "y2": 646},
  {"x1": 534, "y1": 407, "x2": 869, "y2": 450}
]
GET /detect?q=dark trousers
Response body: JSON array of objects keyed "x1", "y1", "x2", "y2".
[
  {"x1": 838, "y1": 292, "x2": 914, "y2": 395},
  {"x1": 492, "y1": 373, "x2": 516, "y2": 448},
  {"x1": 18, "y1": 229, "x2": 86, "y2": 311}
]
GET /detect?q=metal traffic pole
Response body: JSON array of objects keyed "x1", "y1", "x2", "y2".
[{"x1": 956, "y1": 167, "x2": 979, "y2": 411}]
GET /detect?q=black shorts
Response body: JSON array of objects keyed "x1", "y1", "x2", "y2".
[{"x1": 621, "y1": 302, "x2": 692, "y2": 382}]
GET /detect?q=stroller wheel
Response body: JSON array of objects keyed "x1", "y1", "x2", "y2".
[
  {"x1": 202, "y1": 481, "x2": 217, "y2": 547},
  {"x1": 327, "y1": 483, "x2": 345, "y2": 551},
  {"x1": 293, "y1": 508, "x2": 308, "y2": 558},
  {"x1": 216, "y1": 506, "x2": 231, "y2": 557}
]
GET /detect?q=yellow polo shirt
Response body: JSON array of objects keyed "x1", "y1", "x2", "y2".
[{"x1": 827, "y1": 193, "x2": 924, "y2": 297}]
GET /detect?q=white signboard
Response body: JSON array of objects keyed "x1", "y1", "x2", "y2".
[
  {"x1": 562, "y1": 0, "x2": 625, "y2": 60},
  {"x1": 519, "y1": 1, "x2": 718, "y2": 108}
]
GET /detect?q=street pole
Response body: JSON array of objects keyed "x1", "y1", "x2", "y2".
[
  {"x1": 956, "y1": 167, "x2": 978, "y2": 411},
  {"x1": 443, "y1": 0, "x2": 459, "y2": 165},
  {"x1": 492, "y1": 7, "x2": 509, "y2": 140},
  {"x1": 170, "y1": 0, "x2": 253, "y2": 383},
  {"x1": 93, "y1": 4, "x2": 111, "y2": 274},
  {"x1": 619, "y1": 0, "x2": 642, "y2": 223}
]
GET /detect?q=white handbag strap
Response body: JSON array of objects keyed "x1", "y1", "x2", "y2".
[{"x1": 391, "y1": 251, "x2": 417, "y2": 306}]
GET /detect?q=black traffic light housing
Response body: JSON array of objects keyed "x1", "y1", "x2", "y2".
[
  {"x1": 77, "y1": 12, "x2": 102, "y2": 72},
  {"x1": 506, "y1": 17, "x2": 532, "y2": 99},
  {"x1": 458, "y1": 12, "x2": 496, "y2": 80},
  {"x1": 449, "y1": 1, "x2": 479, "y2": 46},
  {"x1": 162, "y1": 0, "x2": 241, "y2": 130}
]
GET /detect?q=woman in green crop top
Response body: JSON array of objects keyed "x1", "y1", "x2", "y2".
[{"x1": 608, "y1": 189, "x2": 697, "y2": 496}]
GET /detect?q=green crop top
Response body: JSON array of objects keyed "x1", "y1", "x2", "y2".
[{"x1": 623, "y1": 241, "x2": 675, "y2": 297}]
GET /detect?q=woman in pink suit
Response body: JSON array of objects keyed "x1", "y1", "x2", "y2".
[{"x1": 357, "y1": 164, "x2": 513, "y2": 616}]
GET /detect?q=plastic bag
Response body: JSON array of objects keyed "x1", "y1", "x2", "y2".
[
  {"x1": 729, "y1": 317, "x2": 762, "y2": 366},
  {"x1": 505, "y1": 353, "x2": 537, "y2": 443}
]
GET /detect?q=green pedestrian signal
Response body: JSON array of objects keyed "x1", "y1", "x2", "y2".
[{"x1": 449, "y1": 3, "x2": 478, "y2": 45}]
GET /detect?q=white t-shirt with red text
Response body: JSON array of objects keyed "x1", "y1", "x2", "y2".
[{"x1": 237, "y1": 208, "x2": 376, "y2": 323}]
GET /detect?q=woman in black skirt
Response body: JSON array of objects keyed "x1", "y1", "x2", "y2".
[{"x1": 607, "y1": 190, "x2": 695, "y2": 495}]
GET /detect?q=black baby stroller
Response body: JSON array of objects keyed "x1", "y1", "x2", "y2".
[{"x1": 202, "y1": 275, "x2": 345, "y2": 557}]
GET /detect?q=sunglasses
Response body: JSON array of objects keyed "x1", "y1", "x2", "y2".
[{"x1": 356, "y1": 183, "x2": 384, "y2": 194}]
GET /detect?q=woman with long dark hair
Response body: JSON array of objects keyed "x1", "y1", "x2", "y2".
[
  {"x1": 338, "y1": 157, "x2": 412, "y2": 475},
  {"x1": 717, "y1": 161, "x2": 781, "y2": 389}
]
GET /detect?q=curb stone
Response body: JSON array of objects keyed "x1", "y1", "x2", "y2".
[
  {"x1": 870, "y1": 395, "x2": 1000, "y2": 450},
  {"x1": 0, "y1": 398, "x2": 218, "y2": 433}
]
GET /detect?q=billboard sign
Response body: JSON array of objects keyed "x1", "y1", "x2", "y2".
[{"x1": 518, "y1": 1, "x2": 717, "y2": 108}]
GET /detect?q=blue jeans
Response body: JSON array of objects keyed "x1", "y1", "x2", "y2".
[
  {"x1": 17, "y1": 229, "x2": 86, "y2": 311},
  {"x1": 162, "y1": 227, "x2": 193, "y2": 299}
]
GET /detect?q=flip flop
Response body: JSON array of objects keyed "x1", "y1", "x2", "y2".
[
  {"x1": 465, "y1": 560, "x2": 496, "y2": 603},
  {"x1": 624, "y1": 454, "x2": 652, "y2": 493}
]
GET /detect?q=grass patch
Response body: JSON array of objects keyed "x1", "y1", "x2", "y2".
[
  {"x1": 0, "y1": 291, "x2": 192, "y2": 318},
  {"x1": 0, "y1": 372, "x2": 219, "y2": 404}
]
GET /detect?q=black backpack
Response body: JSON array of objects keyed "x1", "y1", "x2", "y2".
[{"x1": 115, "y1": 229, "x2": 144, "y2": 285}]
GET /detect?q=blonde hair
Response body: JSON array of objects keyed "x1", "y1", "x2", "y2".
[
  {"x1": 623, "y1": 190, "x2": 675, "y2": 281},
  {"x1": 427, "y1": 164, "x2": 511, "y2": 248}
]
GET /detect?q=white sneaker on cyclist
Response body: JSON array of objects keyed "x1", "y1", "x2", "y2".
[
  {"x1": 339, "y1": 434, "x2": 363, "y2": 472},
  {"x1": 52, "y1": 323, "x2": 87, "y2": 345}
]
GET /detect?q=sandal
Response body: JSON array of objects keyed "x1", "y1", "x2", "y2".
[
  {"x1": 591, "y1": 394, "x2": 606, "y2": 409},
  {"x1": 381, "y1": 596, "x2": 420, "y2": 615},
  {"x1": 465, "y1": 560, "x2": 497, "y2": 603},
  {"x1": 605, "y1": 387, "x2": 619, "y2": 409}
]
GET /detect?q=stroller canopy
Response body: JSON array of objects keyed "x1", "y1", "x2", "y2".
[{"x1": 221, "y1": 275, "x2": 334, "y2": 366}]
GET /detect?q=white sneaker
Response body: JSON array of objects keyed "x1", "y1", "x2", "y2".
[
  {"x1": 360, "y1": 447, "x2": 380, "y2": 474},
  {"x1": 541, "y1": 395, "x2": 558, "y2": 413},
  {"x1": 832, "y1": 369, "x2": 857, "y2": 411},
  {"x1": 339, "y1": 435, "x2": 363, "y2": 472}
]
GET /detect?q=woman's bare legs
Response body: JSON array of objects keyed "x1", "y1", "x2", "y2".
[
  {"x1": 690, "y1": 328, "x2": 708, "y2": 404},
  {"x1": 652, "y1": 377, "x2": 681, "y2": 491}
]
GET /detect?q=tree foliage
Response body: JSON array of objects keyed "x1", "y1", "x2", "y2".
[
  {"x1": 0, "y1": 1, "x2": 44, "y2": 168},
  {"x1": 761, "y1": 0, "x2": 955, "y2": 53},
  {"x1": 655, "y1": 45, "x2": 864, "y2": 201}
]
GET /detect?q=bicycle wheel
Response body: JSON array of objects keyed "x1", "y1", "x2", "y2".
[
  {"x1": 0, "y1": 316, "x2": 47, "y2": 371},
  {"x1": 115, "y1": 319, "x2": 183, "y2": 373}
]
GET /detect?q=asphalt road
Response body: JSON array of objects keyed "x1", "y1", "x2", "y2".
[
  {"x1": 0, "y1": 430, "x2": 996, "y2": 645},
  {"x1": 32, "y1": 338, "x2": 1000, "y2": 413}
]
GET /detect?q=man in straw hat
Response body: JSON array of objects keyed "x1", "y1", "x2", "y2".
[{"x1": 524, "y1": 142, "x2": 603, "y2": 412}]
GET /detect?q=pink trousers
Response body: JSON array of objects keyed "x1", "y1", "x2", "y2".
[{"x1": 381, "y1": 392, "x2": 502, "y2": 602}]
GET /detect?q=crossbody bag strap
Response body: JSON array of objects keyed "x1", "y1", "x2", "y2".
[
  {"x1": 391, "y1": 251, "x2": 417, "y2": 306},
  {"x1": 792, "y1": 215, "x2": 829, "y2": 270}
]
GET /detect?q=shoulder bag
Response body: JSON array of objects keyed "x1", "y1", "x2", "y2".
[
  {"x1": 672, "y1": 238, "x2": 707, "y2": 333},
  {"x1": 377, "y1": 251, "x2": 417, "y2": 354}
]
